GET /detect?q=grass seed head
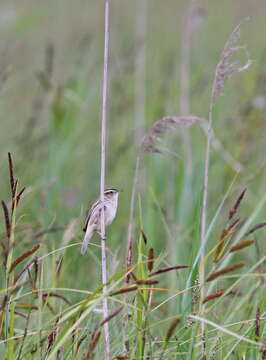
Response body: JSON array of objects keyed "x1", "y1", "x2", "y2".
[{"x1": 165, "y1": 316, "x2": 181, "y2": 342}]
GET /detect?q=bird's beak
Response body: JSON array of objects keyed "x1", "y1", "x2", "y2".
[{"x1": 118, "y1": 189, "x2": 123, "y2": 192}]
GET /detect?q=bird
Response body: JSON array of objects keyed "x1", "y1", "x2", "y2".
[{"x1": 80, "y1": 188, "x2": 121, "y2": 254}]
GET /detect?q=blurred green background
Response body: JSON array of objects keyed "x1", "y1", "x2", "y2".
[{"x1": 0, "y1": 0, "x2": 266, "y2": 290}]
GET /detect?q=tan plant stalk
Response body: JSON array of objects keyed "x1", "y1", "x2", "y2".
[
  {"x1": 99, "y1": 0, "x2": 111, "y2": 358},
  {"x1": 199, "y1": 18, "x2": 252, "y2": 357}
]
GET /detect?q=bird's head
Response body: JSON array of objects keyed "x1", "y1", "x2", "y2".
[{"x1": 104, "y1": 188, "x2": 122, "y2": 200}]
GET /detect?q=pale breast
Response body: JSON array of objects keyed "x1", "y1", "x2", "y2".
[
  {"x1": 94, "y1": 198, "x2": 118, "y2": 232},
  {"x1": 105, "y1": 202, "x2": 117, "y2": 226}
]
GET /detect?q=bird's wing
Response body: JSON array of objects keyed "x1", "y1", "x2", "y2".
[
  {"x1": 83, "y1": 199, "x2": 107, "y2": 232},
  {"x1": 83, "y1": 199, "x2": 100, "y2": 232}
]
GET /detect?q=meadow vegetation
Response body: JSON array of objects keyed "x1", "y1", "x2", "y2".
[{"x1": 0, "y1": 1, "x2": 265, "y2": 359}]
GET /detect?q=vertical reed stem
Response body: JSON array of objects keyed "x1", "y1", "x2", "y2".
[
  {"x1": 100, "y1": 0, "x2": 110, "y2": 358},
  {"x1": 199, "y1": 72, "x2": 215, "y2": 359}
]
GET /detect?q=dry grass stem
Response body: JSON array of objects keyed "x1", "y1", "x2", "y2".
[{"x1": 212, "y1": 18, "x2": 252, "y2": 101}]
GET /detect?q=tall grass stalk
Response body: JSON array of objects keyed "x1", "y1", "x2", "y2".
[
  {"x1": 199, "y1": 19, "x2": 252, "y2": 357},
  {"x1": 198, "y1": 78, "x2": 213, "y2": 358},
  {"x1": 136, "y1": 198, "x2": 148, "y2": 360},
  {"x1": 6, "y1": 200, "x2": 17, "y2": 360},
  {"x1": 99, "y1": 0, "x2": 111, "y2": 358}
]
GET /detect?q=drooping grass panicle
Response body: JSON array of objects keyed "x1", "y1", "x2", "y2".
[
  {"x1": 212, "y1": 17, "x2": 252, "y2": 102},
  {"x1": 206, "y1": 262, "x2": 245, "y2": 282},
  {"x1": 141, "y1": 116, "x2": 201, "y2": 153}
]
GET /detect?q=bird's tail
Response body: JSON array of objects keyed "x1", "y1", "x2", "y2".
[{"x1": 80, "y1": 224, "x2": 96, "y2": 254}]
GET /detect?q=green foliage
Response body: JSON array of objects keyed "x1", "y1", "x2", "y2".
[{"x1": 0, "y1": 0, "x2": 265, "y2": 359}]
